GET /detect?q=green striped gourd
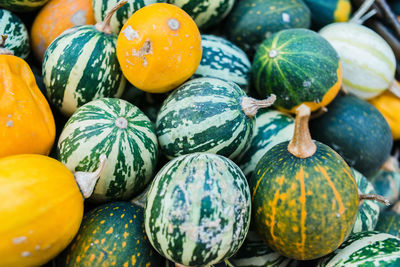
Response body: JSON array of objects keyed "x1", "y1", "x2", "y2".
[
  {"x1": 375, "y1": 210, "x2": 400, "y2": 238},
  {"x1": 92, "y1": 0, "x2": 166, "y2": 34},
  {"x1": 236, "y1": 109, "x2": 294, "y2": 179},
  {"x1": 58, "y1": 202, "x2": 161, "y2": 267},
  {"x1": 317, "y1": 231, "x2": 400, "y2": 266},
  {"x1": 369, "y1": 162, "x2": 400, "y2": 209},
  {"x1": 193, "y1": 34, "x2": 251, "y2": 90},
  {"x1": 252, "y1": 28, "x2": 342, "y2": 113},
  {"x1": 319, "y1": 22, "x2": 396, "y2": 99},
  {"x1": 0, "y1": 9, "x2": 29, "y2": 59},
  {"x1": 0, "y1": 0, "x2": 48, "y2": 12},
  {"x1": 42, "y1": 5, "x2": 126, "y2": 117},
  {"x1": 351, "y1": 168, "x2": 380, "y2": 233},
  {"x1": 156, "y1": 77, "x2": 276, "y2": 160},
  {"x1": 144, "y1": 153, "x2": 251, "y2": 266},
  {"x1": 303, "y1": 0, "x2": 351, "y2": 27},
  {"x1": 168, "y1": 0, "x2": 235, "y2": 30},
  {"x1": 225, "y1": 0, "x2": 311, "y2": 55},
  {"x1": 250, "y1": 104, "x2": 359, "y2": 260},
  {"x1": 57, "y1": 98, "x2": 158, "y2": 203}
]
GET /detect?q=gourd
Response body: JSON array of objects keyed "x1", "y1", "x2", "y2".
[
  {"x1": 0, "y1": 154, "x2": 106, "y2": 267},
  {"x1": 303, "y1": 0, "x2": 351, "y2": 27},
  {"x1": 375, "y1": 209, "x2": 400, "y2": 238},
  {"x1": 0, "y1": 0, "x2": 49, "y2": 12},
  {"x1": 0, "y1": 35, "x2": 55, "y2": 158},
  {"x1": 116, "y1": 3, "x2": 202, "y2": 93},
  {"x1": 0, "y1": 9, "x2": 29, "y2": 59}
]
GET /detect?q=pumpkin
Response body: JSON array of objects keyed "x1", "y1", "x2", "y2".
[
  {"x1": 0, "y1": 9, "x2": 29, "y2": 59},
  {"x1": 116, "y1": 3, "x2": 202, "y2": 93},
  {"x1": 0, "y1": 154, "x2": 106, "y2": 267},
  {"x1": 0, "y1": 36, "x2": 55, "y2": 158},
  {"x1": 0, "y1": 0, "x2": 49, "y2": 12},
  {"x1": 251, "y1": 28, "x2": 342, "y2": 113},
  {"x1": 250, "y1": 104, "x2": 359, "y2": 260},
  {"x1": 303, "y1": 0, "x2": 351, "y2": 27},
  {"x1": 31, "y1": 0, "x2": 95, "y2": 62}
]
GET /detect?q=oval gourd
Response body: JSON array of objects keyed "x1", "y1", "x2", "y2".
[
  {"x1": 0, "y1": 0, "x2": 49, "y2": 12},
  {"x1": 319, "y1": 22, "x2": 396, "y2": 99},
  {"x1": 303, "y1": 0, "x2": 351, "y2": 27},
  {"x1": 116, "y1": 3, "x2": 202, "y2": 93},
  {"x1": 31, "y1": 0, "x2": 95, "y2": 62},
  {"x1": 375, "y1": 211, "x2": 400, "y2": 238},
  {"x1": 58, "y1": 202, "x2": 161, "y2": 267},
  {"x1": 310, "y1": 95, "x2": 392, "y2": 177},
  {"x1": 57, "y1": 98, "x2": 159, "y2": 203},
  {"x1": 145, "y1": 153, "x2": 251, "y2": 266},
  {"x1": 0, "y1": 9, "x2": 29, "y2": 59},
  {"x1": 252, "y1": 28, "x2": 342, "y2": 113}
]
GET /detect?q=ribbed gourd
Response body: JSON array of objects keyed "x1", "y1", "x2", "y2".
[{"x1": 0, "y1": 9, "x2": 29, "y2": 59}]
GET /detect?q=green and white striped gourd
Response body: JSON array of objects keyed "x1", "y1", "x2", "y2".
[
  {"x1": 319, "y1": 22, "x2": 396, "y2": 99},
  {"x1": 168, "y1": 0, "x2": 235, "y2": 30},
  {"x1": 369, "y1": 166, "x2": 400, "y2": 210},
  {"x1": 144, "y1": 153, "x2": 251, "y2": 266},
  {"x1": 0, "y1": 0, "x2": 48, "y2": 12},
  {"x1": 193, "y1": 34, "x2": 251, "y2": 90},
  {"x1": 351, "y1": 168, "x2": 380, "y2": 234},
  {"x1": 236, "y1": 109, "x2": 294, "y2": 179},
  {"x1": 57, "y1": 98, "x2": 158, "y2": 203},
  {"x1": 92, "y1": 0, "x2": 166, "y2": 34},
  {"x1": 42, "y1": 9, "x2": 126, "y2": 117},
  {"x1": 375, "y1": 210, "x2": 400, "y2": 238},
  {"x1": 317, "y1": 231, "x2": 400, "y2": 266},
  {"x1": 156, "y1": 77, "x2": 276, "y2": 160},
  {"x1": 0, "y1": 9, "x2": 29, "y2": 59}
]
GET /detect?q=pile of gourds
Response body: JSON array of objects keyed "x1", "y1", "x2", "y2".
[{"x1": 2, "y1": 0, "x2": 400, "y2": 266}]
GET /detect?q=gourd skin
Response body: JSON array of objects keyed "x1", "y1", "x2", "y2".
[
  {"x1": 0, "y1": 154, "x2": 83, "y2": 267},
  {"x1": 0, "y1": 55, "x2": 55, "y2": 157}
]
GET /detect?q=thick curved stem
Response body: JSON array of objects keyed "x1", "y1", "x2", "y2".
[
  {"x1": 241, "y1": 94, "x2": 276, "y2": 118},
  {"x1": 95, "y1": 0, "x2": 127, "y2": 34},
  {"x1": 350, "y1": 0, "x2": 376, "y2": 24}
]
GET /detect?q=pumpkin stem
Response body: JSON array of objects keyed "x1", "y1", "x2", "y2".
[
  {"x1": 288, "y1": 104, "x2": 317, "y2": 158},
  {"x1": 381, "y1": 156, "x2": 399, "y2": 172},
  {"x1": 0, "y1": 35, "x2": 13, "y2": 55},
  {"x1": 359, "y1": 193, "x2": 390, "y2": 206},
  {"x1": 74, "y1": 154, "x2": 107, "y2": 199},
  {"x1": 388, "y1": 80, "x2": 400, "y2": 98},
  {"x1": 95, "y1": 0, "x2": 127, "y2": 34},
  {"x1": 350, "y1": 0, "x2": 376, "y2": 24},
  {"x1": 310, "y1": 106, "x2": 328, "y2": 120},
  {"x1": 241, "y1": 94, "x2": 276, "y2": 118}
]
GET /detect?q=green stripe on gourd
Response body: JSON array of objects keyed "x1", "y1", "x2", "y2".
[
  {"x1": 144, "y1": 153, "x2": 251, "y2": 266},
  {"x1": 168, "y1": 0, "x2": 235, "y2": 30},
  {"x1": 303, "y1": 0, "x2": 351, "y2": 27},
  {"x1": 375, "y1": 210, "x2": 400, "y2": 238},
  {"x1": 319, "y1": 22, "x2": 396, "y2": 99},
  {"x1": 351, "y1": 168, "x2": 380, "y2": 234},
  {"x1": 0, "y1": 0, "x2": 48, "y2": 12},
  {"x1": 193, "y1": 34, "x2": 251, "y2": 90},
  {"x1": 42, "y1": 25, "x2": 126, "y2": 117},
  {"x1": 0, "y1": 9, "x2": 29, "y2": 59},
  {"x1": 92, "y1": 0, "x2": 166, "y2": 34},
  {"x1": 317, "y1": 231, "x2": 400, "y2": 266},
  {"x1": 236, "y1": 109, "x2": 294, "y2": 179},
  {"x1": 57, "y1": 98, "x2": 158, "y2": 203}
]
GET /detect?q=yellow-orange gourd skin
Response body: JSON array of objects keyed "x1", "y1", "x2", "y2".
[
  {"x1": 369, "y1": 89, "x2": 400, "y2": 140},
  {"x1": 116, "y1": 3, "x2": 202, "y2": 93},
  {"x1": 31, "y1": 0, "x2": 95, "y2": 61},
  {"x1": 0, "y1": 54, "x2": 55, "y2": 158},
  {"x1": 0, "y1": 154, "x2": 84, "y2": 267}
]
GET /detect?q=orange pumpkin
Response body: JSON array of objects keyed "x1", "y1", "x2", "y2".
[
  {"x1": 0, "y1": 37, "x2": 55, "y2": 158},
  {"x1": 30, "y1": 0, "x2": 95, "y2": 61},
  {"x1": 116, "y1": 3, "x2": 202, "y2": 93}
]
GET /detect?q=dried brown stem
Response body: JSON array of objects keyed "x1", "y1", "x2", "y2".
[
  {"x1": 241, "y1": 94, "x2": 276, "y2": 118},
  {"x1": 0, "y1": 35, "x2": 13, "y2": 55},
  {"x1": 95, "y1": 0, "x2": 127, "y2": 34},
  {"x1": 359, "y1": 193, "x2": 390, "y2": 206}
]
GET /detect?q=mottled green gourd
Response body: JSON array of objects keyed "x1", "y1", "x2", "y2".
[
  {"x1": 57, "y1": 98, "x2": 158, "y2": 203},
  {"x1": 58, "y1": 202, "x2": 161, "y2": 267},
  {"x1": 0, "y1": 9, "x2": 29, "y2": 59},
  {"x1": 375, "y1": 209, "x2": 400, "y2": 238},
  {"x1": 303, "y1": 0, "x2": 351, "y2": 28},
  {"x1": 0, "y1": 0, "x2": 49, "y2": 12},
  {"x1": 250, "y1": 104, "x2": 359, "y2": 260}
]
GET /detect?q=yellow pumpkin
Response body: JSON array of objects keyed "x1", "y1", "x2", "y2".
[
  {"x1": 0, "y1": 154, "x2": 105, "y2": 267},
  {"x1": 369, "y1": 89, "x2": 400, "y2": 140},
  {"x1": 116, "y1": 3, "x2": 202, "y2": 93}
]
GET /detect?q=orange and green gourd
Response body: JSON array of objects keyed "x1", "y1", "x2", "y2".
[{"x1": 116, "y1": 3, "x2": 202, "y2": 93}]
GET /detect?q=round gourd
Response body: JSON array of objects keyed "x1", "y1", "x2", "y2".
[
  {"x1": 93, "y1": 0, "x2": 166, "y2": 34},
  {"x1": 0, "y1": 0, "x2": 49, "y2": 12},
  {"x1": 116, "y1": 3, "x2": 202, "y2": 93},
  {"x1": 156, "y1": 77, "x2": 276, "y2": 160},
  {"x1": 317, "y1": 231, "x2": 400, "y2": 266},
  {"x1": 0, "y1": 38, "x2": 55, "y2": 157},
  {"x1": 193, "y1": 34, "x2": 251, "y2": 90},
  {"x1": 57, "y1": 98, "x2": 159, "y2": 203},
  {"x1": 225, "y1": 0, "x2": 311, "y2": 55},
  {"x1": 319, "y1": 22, "x2": 396, "y2": 99},
  {"x1": 252, "y1": 28, "x2": 342, "y2": 113},
  {"x1": 310, "y1": 95, "x2": 392, "y2": 177},
  {"x1": 31, "y1": 0, "x2": 95, "y2": 62},
  {"x1": 236, "y1": 109, "x2": 294, "y2": 179},
  {"x1": 0, "y1": 154, "x2": 105, "y2": 267},
  {"x1": 0, "y1": 9, "x2": 29, "y2": 59},
  {"x1": 250, "y1": 104, "x2": 359, "y2": 260},
  {"x1": 144, "y1": 153, "x2": 251, "y2": 266},
  {"x1": 58, "y1": 202, "x2": 161, "y2": 267},
  {"x1": 369, "y1": 89, "x2": 400, "y2": 140},
  {"x1": 169, "y1": 0, "x2": 235, "y2": 30},
  {"x1": 303, "y1": 0, "x2": 351, "y2": 27},
  {"x1": 375, "y1": 211, "x2": 400, "y2": 238},
  {"x1": 42, "y1": 4, "x2": 126, "y2": 117}
]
